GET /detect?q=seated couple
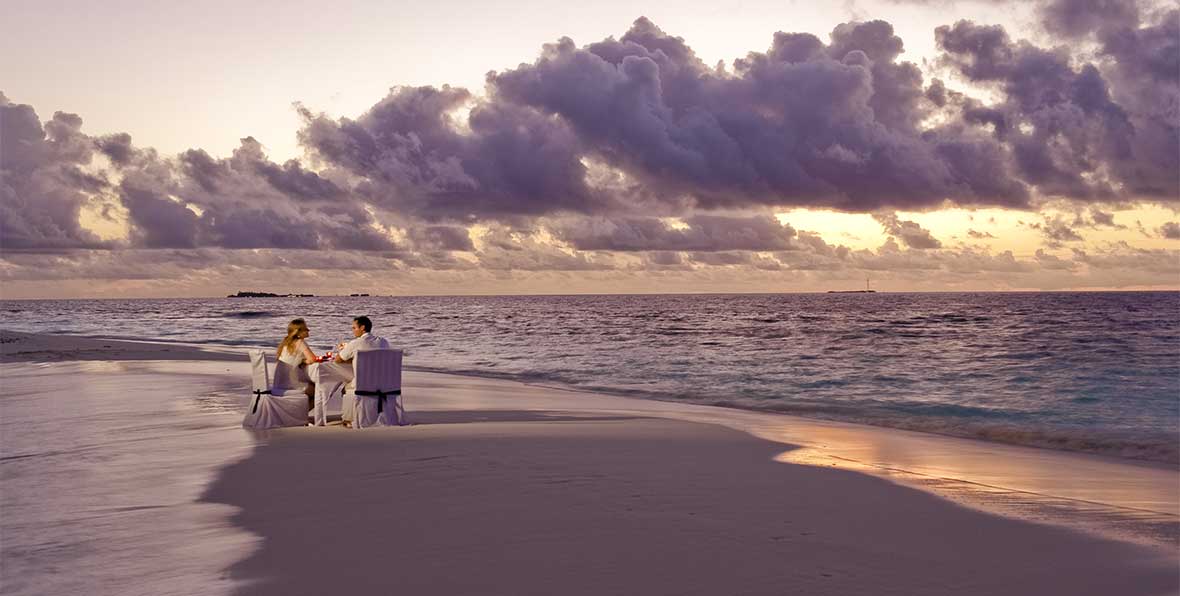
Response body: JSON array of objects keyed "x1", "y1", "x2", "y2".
[{"x1": 276, "y1": 315, "x2": 391, "y2": 427}]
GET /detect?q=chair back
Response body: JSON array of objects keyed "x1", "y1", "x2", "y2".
[
  {"x1": 353, "y1": 349, "x2": 403, "y2": 393},
  {"x1": 272, "y1": 360, "x2": 302, "y2": 391},
  {"x1": 248, "y1": 350, "x2": 272, "y2": 393}
]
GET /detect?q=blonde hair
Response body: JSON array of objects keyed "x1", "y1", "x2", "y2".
[{"x1": 277, "y1": 318, "x2": 309, "y2": 359}]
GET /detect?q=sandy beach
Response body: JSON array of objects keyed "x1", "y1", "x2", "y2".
[{"x1": 0, "y1": 330, "x2": 1176, "y2": 595}]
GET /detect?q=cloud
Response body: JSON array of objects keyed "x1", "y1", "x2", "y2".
[
  {"x1": 1072, "y1": 242, "x2": 1180, "y2": 275},
  {"x1": 486, "y1": 18, "x2": 1031, "y2": 214},
  {"x1": 471, "y1": 225, "x2": 614, "y2": 271},
  {"x1": 936, "y1": 6, "x2": 1179, "y2": 201},
  {"x1": 0, "y1": 94, "x2": 112, "y2": 250},
  {"x1": 409, "y1": 226, "x2": 475, "y2": 252},
  {"x1": 102, "y1": 131, "x2": 402, "y2": 251},
  {"x1": 872, "y1": 212, "x2": 943, "y2": 249},
  {"x1": 1039, "y1": 0, "x2": 1141, "y2": 38},
  {"x1": 297, "y1": 87, "x2": 605, "y2": 220},
  {"x1": 553, "y1": 214, "x2": 796, "y2": 251},
  {"x1": 6, "y1": 228, "x2": 1179, "y2": 295},
  {"x1": 1035, "y1": 248, "x2": 1078, "y2": 270},
  {"x1": 2, "y1": 10, "x2": 1178, "y2": 294},
  {"x1": 1032, "y1": 216, "x2": 1085, "y2": 246},
  {"x1": 1086, "y1": 209, "x2": 1126, "y2": 228}
]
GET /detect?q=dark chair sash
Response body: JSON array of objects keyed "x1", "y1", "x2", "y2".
[
  {"x1": 354, "y1": 389, "x2": 402, "y2": 413},
  {"x1": 251, "y1": 389, "x2": 272, "y2": 414}
]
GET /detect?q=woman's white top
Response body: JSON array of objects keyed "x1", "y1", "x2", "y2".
[
  {"x1": 279, "y1": 339, "x2": 308, "y2": 367},
  {"x1": 274, "y1": 339, "x2": 311, "y2": 391}
]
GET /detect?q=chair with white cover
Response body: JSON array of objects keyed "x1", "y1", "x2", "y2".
[
  {"x1": 242, "y1": 350, "x2": 310, "y2": 429},
  {"x1": 346, "y1": 349, "x2": 407, "y2": 428}
]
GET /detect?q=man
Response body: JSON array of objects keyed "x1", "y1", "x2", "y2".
[
  {"x1": 334, "y1": 315, "x2": 390, "y2": 364},
  {"x1": 307, "y1": 316, "x2": 391, "y2": 426}
]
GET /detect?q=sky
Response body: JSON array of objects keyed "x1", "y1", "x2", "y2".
[{"x1": 1, "y1": 0, "x2": 1177, "y2": 298}]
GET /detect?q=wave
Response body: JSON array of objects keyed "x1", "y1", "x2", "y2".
[{"x1": 223, "y1": 311, "x2": 277, "y2": 318}]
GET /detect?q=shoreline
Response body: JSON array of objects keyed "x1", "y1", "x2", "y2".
[
  {"x1": 1, "y1": 332, "x2": 1176, "y2": 593},
  {"x1": 407, "y1": 363, "x2": 1180, "y2": 467},
  {"x1": 0, "y1": 329, "x2": 243, "y2": 362},
  {"x1": 4, "y1": 329, "x2": 1175, "y2": 467}
]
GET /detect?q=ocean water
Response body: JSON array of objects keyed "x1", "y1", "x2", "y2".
[
  {"x1": 2, "y1": 292, "x2": 1178, "y2": 462},
  {"x1": 0, "y1": 361, "x2": 256, "y2": 596}
]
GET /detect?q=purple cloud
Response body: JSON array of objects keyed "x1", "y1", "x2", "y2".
[
  {"x1": 873, "y1": 212, "x2": 943, "y2": 249},
  {"x1": 0, "y1": 94, "x2": 111, "y2": 250},
  {"x1": 937, "y1": 6, "x2": 1178, "y2": 200},
  {"x1": 488, "y1": 18, "x2": 1028, "y2": 213}
]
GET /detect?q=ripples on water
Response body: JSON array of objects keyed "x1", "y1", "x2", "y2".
[{"x1": 2, "y1": 292, "x2": 1177, "y2": 462}]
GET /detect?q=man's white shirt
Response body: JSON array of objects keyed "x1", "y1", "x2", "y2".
[{"x1": 339, "y1": 332, "x2": 391, "y2": 361}]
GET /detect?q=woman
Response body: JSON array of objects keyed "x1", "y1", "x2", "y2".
[{"x1": 276, "y1": 318, "x2": 319, "y2": 404}]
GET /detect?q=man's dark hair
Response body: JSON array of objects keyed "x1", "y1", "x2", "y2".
[{"x1": 354, "y1": 316, "x2": 373, "y2": 333}]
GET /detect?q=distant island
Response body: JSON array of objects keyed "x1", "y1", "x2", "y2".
[
  {"x1": 349, "y1": 293, "x2": 371, "y2": 297},
  {"x1": 227, "y1": 291, "x2": 316, "y2": 298}
]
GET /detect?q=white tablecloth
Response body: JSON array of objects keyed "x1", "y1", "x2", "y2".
[{"x1": 307, "y1": 360, "x2": 353, "y2": 426}]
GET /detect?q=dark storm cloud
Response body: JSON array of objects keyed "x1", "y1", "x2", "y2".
[
  {"x1": 409, "y1": 225, "x2": 475, "y2": 251},
  {"x1": 1092, "y1": 8, "x2": 1180, "y2": 198},
  {"x1": 554, "y1": 214, "x2": 796, "y2": 251},
  {"x1": 486, "y1": 18, "x2": 1029, "y2": 213},
  {"x1": 118, "y1": 175, "x2": 200, "y2": 248},
  {"x1": 925, "y1": 78, "x2": 949, "y2": 107},
  {"x1": 95, "y1": 132, "x2": 136, "y2": 166},
  {"x1": 1159, "y1": 222, "x2": 1180, "y2": 239},
  {"x1": 252, "y1": 159, "x2": 346, "y2": 202},
  {"x1": 936, "y1": 5, "x2": 1179, "y2": 201},
  {"x1": 936, "y1": 22, "x2": 1132, "y2": 200},
  {"x1": 0, "y1": 94, "x2": 111, "y2": 250},
  {"x1": 297, "y1": 87, "x2": 604, "y2": 220},
  {"x1": 1039, "y1": 0, "x2": 1140, "y2": 39},
  {"x1": 116, "y1": 136, "x2": 398, "y2": 251},
  {"x1": 1087, "y1": 209, "x2": 1123, "y2": 228},
  {"x1": 0, "y1": 96, "x2": 403, "y2": 253},
  {"x1": 872, "y1": 212, "x2": 943, "y2": 249}
]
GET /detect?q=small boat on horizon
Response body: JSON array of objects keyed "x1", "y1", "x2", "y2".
[{"x1": 827, "y1": 277, "x2": 878, "y2": 294}]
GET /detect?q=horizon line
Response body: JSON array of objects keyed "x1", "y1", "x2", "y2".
[{"x1": 3, "y1": 288, "x2": 1179, "y2": 302}]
